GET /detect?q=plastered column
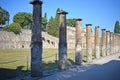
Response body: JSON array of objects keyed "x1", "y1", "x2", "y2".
[
  {"x1": 86, "y1": 24, "x2": 92, "y2": 63},
  {"x1": 75, "y1": 18, "x2": 82, "y2": 65},
  {"x1": 101, "y1": 29, "x2": 106, "y2": 57},
  {"x1": 106, "y1": 31, "x2": 110, "y2": 56},
  {"x1": 95, "y1": 26, "x2": 100, "y2": 59}
]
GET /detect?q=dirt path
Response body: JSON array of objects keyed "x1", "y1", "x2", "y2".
[{"x1": 39, "y1": 53, "x2": 120, "y2": 80}]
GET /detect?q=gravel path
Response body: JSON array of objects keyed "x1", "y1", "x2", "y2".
[{"x1": 39, "y1": 53, "x2": 120, "y2": 80}]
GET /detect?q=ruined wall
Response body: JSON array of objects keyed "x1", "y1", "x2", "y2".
[
  {"x1": 0, "y1": 27, "x2": 99, "y2": 49},
  {"x1": 0, "y1": 29, "x2": 58, "y2": 49},
  {"x1": 0, "y1": 29, "x2": 31, "y2": 49},
  {"x1": 67, "y1": 26, "x2": 98, "y2": 49}
]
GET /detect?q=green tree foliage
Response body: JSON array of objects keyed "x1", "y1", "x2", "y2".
[
  {"x1": 66, "y1": 18, "x2": 76, "y2": 27},
  {"x1": 47, "y1": 8, "x2": 61, "y2": 37},
  {"x1": 3, "y1": 23, "x2": 22, "y2": 34},
  {"x1": 114, "y1": 21, "x2": 120, "y2": 33},
  {"x1": 0, "y1": 7, "x2": 9, "y2": 25},
  {"x1": 13, "y1": 12, "x2": 32, "y2": 29},
  {"x1": 42, "y1": 12, "x2": 48, "y2": 31}
]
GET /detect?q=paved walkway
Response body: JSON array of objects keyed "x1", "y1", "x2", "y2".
[{"x1": 39, "y1": 53, "x2": 120, "y2": 80}]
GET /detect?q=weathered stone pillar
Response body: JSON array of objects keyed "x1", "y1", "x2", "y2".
[
  {"x1": 86, "y1": 24, "x2": 92, "y2": 63},
  {"x1": 58, "y1": 11, "x2": 68, "y2": 70},
  {"x1": 113, "y1": 33, "x2": 116, "y2": 54},
  {"x1": 75, "y1": 18, "x2": 82, "y2": 65},
  {"x1": 116, "y1": 34, "x2": 119, "y2": 53},
  {"x1": 110, "y1": 32, "x2": 114, "y2": 55},
  {"x1": 106, "y1": 31, "x2": 110, "y2": 56},
  {"x1": 110, "y1": 32, "x2": 113, "y2": 55},
  {"x1": 95, "y1": 26, "x2": 100, "y2": 59},
  {"x1": 101, "y1": 29, "x2": 106, "y2": 57},
  {"x1": 30, "y1": 0, "x2": 43, "y2": 77},
  {"x1": 118, "y1": 35, "x2": 120, "y2": 53}
]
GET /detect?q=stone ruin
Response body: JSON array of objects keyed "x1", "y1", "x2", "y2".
[
  {"x1": 1, "y1": 0, "x2": 120, "y2": 77},
  {"x1": 0, "y1": 27, "x2": 95, "y2": 49}
]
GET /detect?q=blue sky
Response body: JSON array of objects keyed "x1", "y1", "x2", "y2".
[{"x1": 0, "y1": 0, "x2": 120, "y2": 32}]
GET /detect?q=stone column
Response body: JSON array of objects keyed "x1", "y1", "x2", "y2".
[
  {"x1": 86, "y1": 24, "x2": 92, "y2": 63},
  {"x1": 110, "y1": 32, "x2": 113, "y2": 55},
  {"x1": 30, "y1": 0, "x2": 43, "y2": 77},
  {"x1": 101, "y1": 29, "x2": 106, "y2": 57},
  {"x1": 118, "y1": 35, "x2": 120, "y2": 53},
  {"x1": 113, "y1": 33, "x2": 116, "y2": 54},
  {"x1": 58, "y1": 11, "x2": 68, "y2": 70},
  {"x1": 116, "y1": 34, "x2": 119, "y2": 53},
  {"x1": 95, "y1": 26, "x2": 100, "y2": 59},
  {"x1": 75, "y1": 18, "x2": 82, "y2": 65},
  {"x1": 106, "y1": 31, "x2": 110, "y2": 56}
]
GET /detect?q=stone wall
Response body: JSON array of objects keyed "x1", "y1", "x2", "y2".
[
  {"x1": 67, "y1": 26, "x2": 96, "y2": 49},
  {"x1": 0, "y1": 26, "x2": 97, "y2": 49},
  {"x1": 0, "y1": 29, "x2": 58, "y2": 49}
]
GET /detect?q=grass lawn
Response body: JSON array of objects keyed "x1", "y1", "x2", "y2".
[{"x1": 0, "y1": 48, "x2": 79, "y2": 80}]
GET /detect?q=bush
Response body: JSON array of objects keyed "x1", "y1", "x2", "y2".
[{"x1": 3, "y1": 23, "x2": 22, "y2": 34}]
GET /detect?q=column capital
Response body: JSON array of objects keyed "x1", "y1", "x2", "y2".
[
  {"x1": 86, "y1": 24, "x2": 92, "y2": 26},
  {"x1": 106, "y1": 31, "x2": 110, "y2": 32},
  {"x1": 76, "y1": 18, "x2": 82, "y2": 21},
  {"x1": 95, "y1": 26, "x2": 99, "y2": 28},
  {"x1": 57, "y1": 11, "x2": 68, "y2": 15},
  {"x1": 110, "y1": 32, "x2": 113, "y2": 34},
  {"x1": 30, "y1": 0, "x2": 43, "y2": 5},
  {"x1": 101, "y1": 29, "x2": 106, "y2": 31}
]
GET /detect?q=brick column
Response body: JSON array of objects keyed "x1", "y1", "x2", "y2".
[
  {"x1": 75, "y1": 18, "x2": 82, "y2": 65},
  {"x1": 106, "y1": 31, "x2": 110, "y2": 56},
  {"x1": 86, "y1": 24, "x2": 92, "y2": 63},
  {"x1": 95, "y1": 26, "x2": 100, "y2": 59},
  {"x1": 101, "y1": 29, "x2": 106, "y2": 57},
  {"x1": 30, "y1": 0, "x2": 43, "y2": 77},
  {"x1": 58, "y1": 11, "x2": 68, "y2": 70}
]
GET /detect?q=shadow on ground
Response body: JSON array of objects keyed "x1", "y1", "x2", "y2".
[{"x1": 0, "y1": 66, "x2": 30, "y2": 80}]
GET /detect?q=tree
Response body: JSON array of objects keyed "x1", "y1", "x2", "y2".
[
  {"x1": 114, "y1": 21, "x2": 120, "y2": 33},
  {"x1": 13, "y1": 12, "x2": 32, "y2": 29},
  {"x1": 3, "y1": 23, "x2": 22, "y2": 34},
  {"x1": 42, "y1": 12, "x2": 48, "y2": 31},
  {"x1": 47, "y1": 8, "x2": 61, "y2": 37},
  {"x1": 0, "y1": 7, "x2": 9, "y2": 26},
  {"x1": 66, "y1": 18, "x2": 76, "y2": 27},
  {"x1": 47, "y1": 16, "x2": 54, "y2": 35}
]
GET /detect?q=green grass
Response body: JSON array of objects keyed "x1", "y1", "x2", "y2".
[
  {"x1": 0, "y1": 48, "x2": 90, "y2": 80},
  {"x1": 0, "y1": 48, "x2": 77, "y2": 80}
]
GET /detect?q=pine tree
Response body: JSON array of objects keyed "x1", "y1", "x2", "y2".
[
  {"x1": 114, "y1": 21, "x2": 120, "y2": 33},
  {"x1": 42, "y1": 12, "x2": 47, "y2": 31},
  {"x1": 47, "y1": 8, "x2": 61, "y2": 37}
]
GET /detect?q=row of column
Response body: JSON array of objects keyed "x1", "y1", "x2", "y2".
[
  {"x1": 30, "y1": 0, "x2": 120, "y2": 77},
  {"x1": 75, "y1": 19, "x2": 120, "y2": 64}
]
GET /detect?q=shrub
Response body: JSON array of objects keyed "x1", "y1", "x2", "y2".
[{"x1": 3, "y1": 23, "x2": 22, "y2": 34}]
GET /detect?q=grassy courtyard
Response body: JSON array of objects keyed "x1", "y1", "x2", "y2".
[{"x1": 0, "y1": 48, "x2": 78, "y2": 80}]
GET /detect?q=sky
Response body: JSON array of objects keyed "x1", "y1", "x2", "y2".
[{"x1": 0, "y1": 0, "x2": 120, "y2": 32}]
